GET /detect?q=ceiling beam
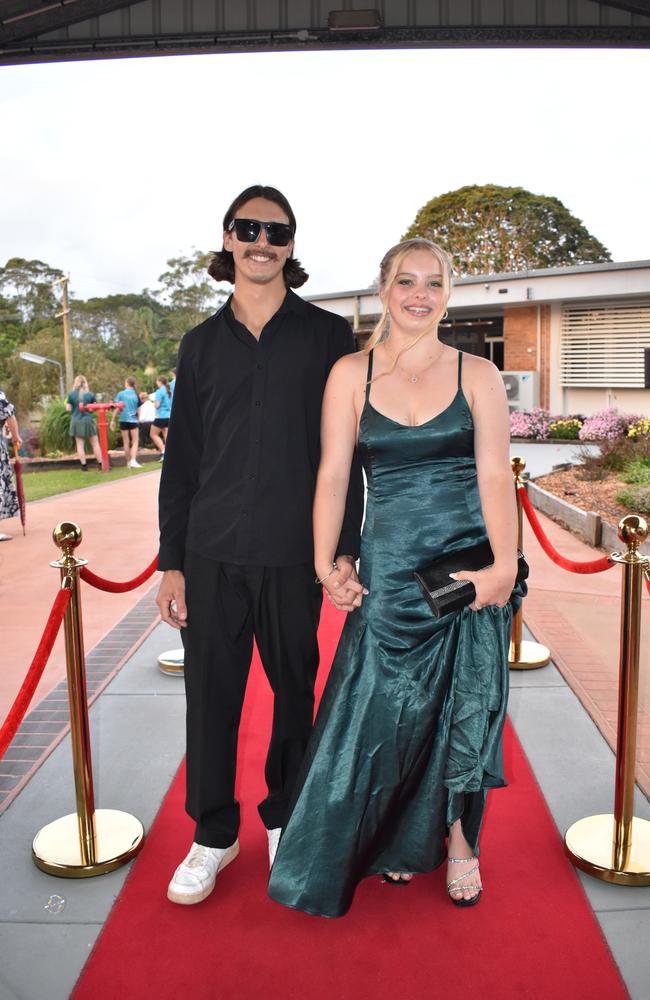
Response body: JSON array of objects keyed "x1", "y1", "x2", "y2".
[
  {"x1": 596, "y1": 0, "x2": 650, "y2": 14},
  {"x1": 1, "y1": 24, "x2": 649, "y2": 66},
  {"x1": 0, "y1": 1, "x2": 133, "y2": 45}
]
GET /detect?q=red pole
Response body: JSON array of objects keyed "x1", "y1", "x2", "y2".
[
  {"x1": 79, "y1": 402, "x2": 123, "y2": 473},
  {"x1": 95, "y1": 409, "x2": 110, "y2": 472}
]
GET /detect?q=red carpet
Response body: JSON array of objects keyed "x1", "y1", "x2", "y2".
[{"x1": 73, "y1": 604, "x2": 627, "y2": 1000}]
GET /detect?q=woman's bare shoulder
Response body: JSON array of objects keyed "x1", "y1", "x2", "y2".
[
  {"x1": 329, "y1": 350, "x2": 369, "y2": 384},
  {"x1": 461, "y1": 352, "x2": 504, "y2": 389}
]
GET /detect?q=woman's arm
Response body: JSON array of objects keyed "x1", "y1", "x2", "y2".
[
  {"x1": 5, "y1": 413, "x2": 22, "y2": 449},
  {"x1": 313, "y1": 355, "x2": 366, "y2": 611},
  {"x1": 451, "y1": 356, "x2": 517, "y2": 608}
]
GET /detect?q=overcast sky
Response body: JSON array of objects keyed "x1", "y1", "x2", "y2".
[{"x1": 0, "y1": 46, "x2": 648, "y2": 303}]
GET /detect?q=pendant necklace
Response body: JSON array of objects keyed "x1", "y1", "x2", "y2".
[{"x1": 391, "y1": 345, "x2": 445, "y2": 384}]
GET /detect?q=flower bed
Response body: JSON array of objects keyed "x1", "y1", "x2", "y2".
[{"x1": 510, "y1": 406, "x2": 645, "y2": 443}]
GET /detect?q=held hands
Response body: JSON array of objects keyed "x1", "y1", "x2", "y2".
[
  {"x1": 156, "y1": 569, "x2": 188, "y2": 629},
  {"x1": 320, "y1": 555, "x2": 368, "y2": 613},
  {"x1": 449, "y1": 563, "x2": 516, "y2": 613}
]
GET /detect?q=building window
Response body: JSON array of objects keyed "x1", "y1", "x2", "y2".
[
  {"x1": 485, "y1": 337, "x2": 504, "y2": 369},
  {"x1": 439, "y1": 316, "x2": 503, "y2": 366},
  {"x1": 561, "y1": 300, "x2": 650, "y2": 387}
]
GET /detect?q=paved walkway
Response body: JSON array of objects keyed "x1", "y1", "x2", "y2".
[
  {"x1": 0, "y1": 467, "x2": 162, "y2": 721},
  {"x1": 521, "y1": 513, "x2": 650, "y2": 798}
]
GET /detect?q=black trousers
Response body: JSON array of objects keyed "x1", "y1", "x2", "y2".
[{"x1": 181, "y1": 550, "x2": 323, "y2": 848}]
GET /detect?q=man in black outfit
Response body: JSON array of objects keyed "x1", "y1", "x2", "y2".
[{"x1": 157, "y1": 185, "x2": 364, "y2": 905}]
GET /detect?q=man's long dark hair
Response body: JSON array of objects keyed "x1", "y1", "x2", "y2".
[{"x1": 208, "y1": 184, "x2": 309, "y2": 288}]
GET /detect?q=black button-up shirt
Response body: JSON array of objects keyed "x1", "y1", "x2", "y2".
[{"x1": 158, "y1": 290, "x2": 363, "y2": 570}]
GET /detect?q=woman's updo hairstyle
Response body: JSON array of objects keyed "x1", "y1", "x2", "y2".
[{"x1": 208, "y1": 184, "x2": 309, "y2": 289}]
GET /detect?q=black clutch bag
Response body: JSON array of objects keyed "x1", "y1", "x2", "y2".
[{"x1": 414, "y1": 540, "x2": 529, "y2": 619}]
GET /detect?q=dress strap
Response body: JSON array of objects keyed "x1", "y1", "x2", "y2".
[
  {"x1": 457, "y1": 350, "x2": 463, "y2": 389},
  {"x1": 365, "y1": 350, "x2": 374, "y2": 402}
]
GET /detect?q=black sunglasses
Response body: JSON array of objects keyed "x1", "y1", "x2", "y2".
[{"x1": 227, "y1": 218, "x2": 294, "y2": 247}]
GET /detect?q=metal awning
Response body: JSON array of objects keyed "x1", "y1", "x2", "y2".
[{"x1": 1, "y1": 1, "x2": 649, "y2": 66}]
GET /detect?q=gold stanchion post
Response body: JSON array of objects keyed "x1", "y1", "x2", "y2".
[
  {"x1": 509, "y1": 457, "x2": 550, "y2": 670},
  {"x1": 564, "y1": 515, "x2": 650, "y2": 885},
  {"x1": 32, "y1": 522, "x2": 145, "y2": 877}
]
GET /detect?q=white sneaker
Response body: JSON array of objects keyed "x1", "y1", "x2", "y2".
[
  {"x1": 167, "y1": 839, "x2": 239, "y2": 905},
  {"x1": 129, "y1": 459, "x2": 142, "y2": 468},
  {"x1": 267, "y1": 827, "x2": 282, "y2": 869}
]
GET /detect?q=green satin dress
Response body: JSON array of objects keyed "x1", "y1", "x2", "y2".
[{"x1": 268, "y1": 350, "x2": 515, "y2": 918}]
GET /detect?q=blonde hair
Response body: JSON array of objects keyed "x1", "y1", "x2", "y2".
[
  {"x1": 364, "y1": 238, "x2": 453, "y2": 379},
  {"x1": 73, "y1": 374, "x2": 89, "y2": 392}
]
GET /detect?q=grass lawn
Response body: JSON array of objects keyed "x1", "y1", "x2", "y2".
[{"x1": 22, "y1": 463, "x2": 159, "y2": 502}]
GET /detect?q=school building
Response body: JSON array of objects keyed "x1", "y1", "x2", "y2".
[{"x1": 309, "y1": 259, "x2": 650, "y2": 418}]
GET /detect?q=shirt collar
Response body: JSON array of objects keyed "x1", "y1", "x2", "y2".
[{"x1": 224, "y1": 287, "x2": 307, "y2": 324}]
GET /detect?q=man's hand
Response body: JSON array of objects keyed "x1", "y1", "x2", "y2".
[
  {"x1": 156, "y1": 569, "x2": 188, "y2": 629},
  {"x1": 324, "y1": 555, "x2": 368, "y2": 613}
]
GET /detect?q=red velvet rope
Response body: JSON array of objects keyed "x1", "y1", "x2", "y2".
[
  {"x1": 518, "y1": 486, "x2": 615, "y2": 574},
  {"x1": 0, "y1": 588, "x2": 71, "y2": 760},
  {"x1": 79, "y1": 556, "x2": 158, "y2": 593}
]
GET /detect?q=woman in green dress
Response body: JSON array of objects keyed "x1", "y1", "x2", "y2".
[
  {"x1": 66, "y1": 374, "x2": 103, "y2": 471},
  {"x1": 267, "y1": 238, "x2": 519, "y2": 917}
]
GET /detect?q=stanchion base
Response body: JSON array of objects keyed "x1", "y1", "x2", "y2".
[
  {"x1": 565, "y1": 814, "x2": 650, "y2": 886},
  {"x1": 157, "y1": 647, "x2": 185, "y2": 676},
  {"x1": 32, "y1": 808, "x2": 144, "y2": 878},
  {"x1": 509, "y1": 639, "x2": 550, "y2": 670}
]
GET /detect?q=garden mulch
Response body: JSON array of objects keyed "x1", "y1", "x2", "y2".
[{"x1": 535, "y1": 467, "x2": 639, "y2": 526}]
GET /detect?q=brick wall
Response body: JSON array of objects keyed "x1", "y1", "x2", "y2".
[{"x1": 503, "y1": 305, "x2": 551, "y2": 409}]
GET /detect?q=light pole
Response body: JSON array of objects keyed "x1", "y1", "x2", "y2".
[
  {"x1": 19, "y1": 351, "x2": 65, "y2": 399},
  {"x1": 52, "y1": 276, "x2": 72, "y2": 391}
]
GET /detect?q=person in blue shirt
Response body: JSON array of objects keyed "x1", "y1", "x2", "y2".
[
  {"x1": 151, "y1": 375, "x2": 172, "y2": 459},
  {"x1": 169, "y1": 369, "x2": 176, "y2": 401},
  {"x1": 111, "y1": 376, "x2": 142, "y2": 468}
]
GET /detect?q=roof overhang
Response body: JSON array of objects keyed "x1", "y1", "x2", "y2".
[
  {"x1": 308, "y1": 261, "x2": 650, "y2": 323},
  {"x1": 1, "y1": 1, "x2": 649, "y2": 66}
]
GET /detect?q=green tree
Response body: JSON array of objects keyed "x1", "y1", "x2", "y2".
[
  {"x1": 4, "y1": 327, "x2": 64, "y2": 416},
  {"x1": 152, "y1": 249, "x2": 228, "y2": 344},
  {"x1": 0, "y1": 258, "x2": 66, "y2": 416},
  {"x1": 0, "y1": 257, "x2": 63, "y2": 323},
  {"x1": 0, "y1": 292, "x2": 23, "y2": 367},
  {"x1": 403, "y1": 185, "x2": 611, "y2": 275},
  {"x1": 0, "y1": 250, "x2": 227, "y2": 423},
  {"x1": 71, "y1": 293, "x2": 166, "y2": 372}
]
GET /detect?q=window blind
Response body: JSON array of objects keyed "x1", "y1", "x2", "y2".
[{"x1": 560, "y1": 300, "x2": 650, "y2": 387}]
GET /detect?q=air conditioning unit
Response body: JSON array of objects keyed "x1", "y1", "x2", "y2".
[{"x1": 501, "y1": 371, "x2": 540, "y2": 412}]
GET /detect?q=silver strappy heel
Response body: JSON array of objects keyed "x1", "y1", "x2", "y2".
[{"x1": 447, "y1": 856, "x2": 482, "y2": 907}]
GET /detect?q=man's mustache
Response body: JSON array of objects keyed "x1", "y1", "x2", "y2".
[{"x1": 243, "y1": 248, "x2": 278, "y2": 261}]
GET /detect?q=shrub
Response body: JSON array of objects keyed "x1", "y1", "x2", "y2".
[
  {"x1": 616, "y1": 485, "x2": 650, "y2": 513},
  {"x1": 627, "y1": 418, "x2": 650, "y2": 440},
  {"x1": 576, "y1": 433, "x2": 650, "y2": 482},
  {"x1": 39, "y1": 398, "x2": 73, "y2": 455},
  {"x1": 578, "y1": 408, "x2": 636, "y2": 442},
  {"x1": 17, "y1": 425, "x2": 39, "y2": 457},
  {"x1": 621, "y1": 457, "x2": 650, "y2": 485},
  {"x1": 548, "y1": 418, "x2": 582, "y2": 440},
  {"x1": 510, "y1": 407, "x2": 552, "y2": 440},
  {"x1": 38, "y1": 398, "x2": 124, "y2": 455}
]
